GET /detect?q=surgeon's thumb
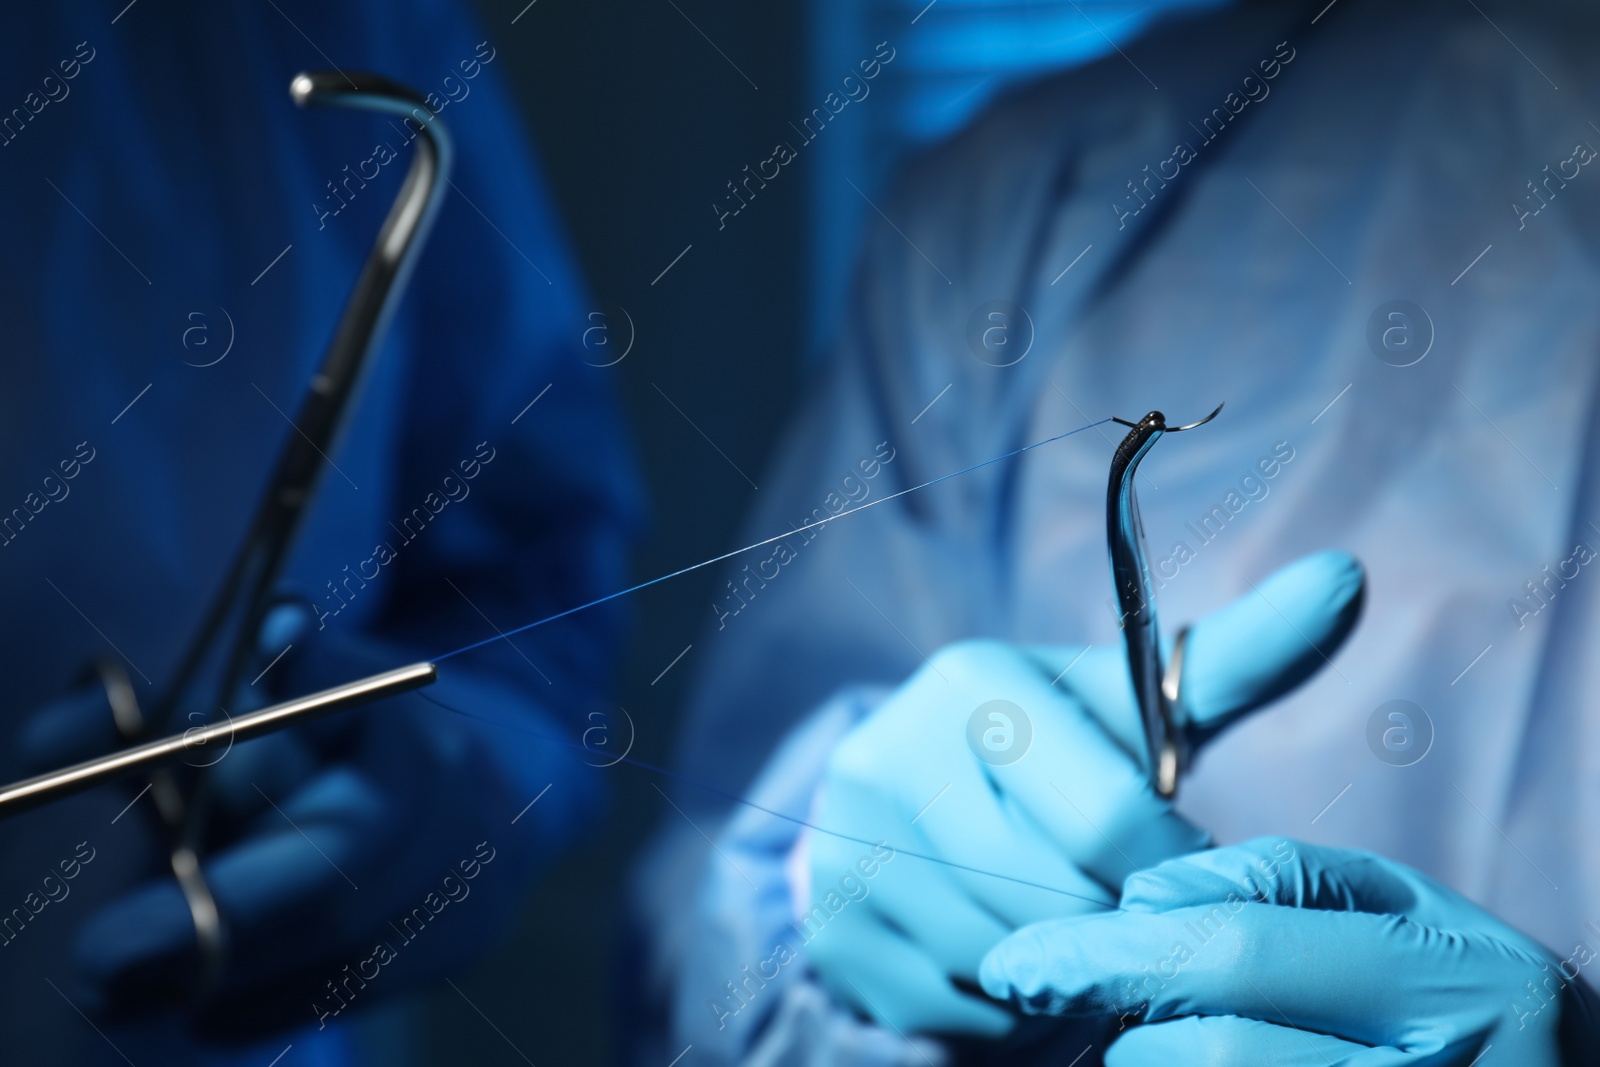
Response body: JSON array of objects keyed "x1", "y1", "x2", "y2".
[{"x1": 1181, "y1": 550, "x2": 1364, "y2": 748}]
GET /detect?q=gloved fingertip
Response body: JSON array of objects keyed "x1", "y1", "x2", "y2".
[
  {"x1": 1118, "y1": 870, "x2": 1174, "y2": 912},
  {"x1": 1184, "y1": 551, "x2": 1366, "y2": 733},
  {"x1": 977, "y1": 935, "x2": 1032, "y2": 1000},
  {"x1": 982, "y1": 915, "x2": 1199, "y2": 1019},
  {"x1": 1268, "y1": 550, "x2": 1366, "y2": 626},
  {"x1": 1119, "y1": 865, "x2": 1216, "y2": 912},
  {"x1": 979, "y1": 922, "x2": 1078, "y2": 1010},
  {"x1": 1122, "y1": 838, "x2": 1311, "y2": 912},
  {"x1": 257, "y1": 601, "x2": 311, "y2": 656}
]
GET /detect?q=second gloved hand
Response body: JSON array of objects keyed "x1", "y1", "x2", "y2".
[
  {"x1": 802, "y1": 551, "x2": 1365, "y2": 1038},
  {"x1": 980, "y1": 838, "x2": 1600, "y2": 1065},
  {"x1": 16, "y1": 607, "x2": 590, "y2": 1038}
]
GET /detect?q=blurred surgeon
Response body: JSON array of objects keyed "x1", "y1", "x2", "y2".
[
  {"x1": 0, "y1": 2, "x2": 637, "y2": 1064},
  {"x1": 632, "y1": 0, "x2": 1600, "y2": 1063}
]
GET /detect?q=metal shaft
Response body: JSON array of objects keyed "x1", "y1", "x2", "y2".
[{"x1": 0, "y1": 662, "x2": 436, "y2": 820}]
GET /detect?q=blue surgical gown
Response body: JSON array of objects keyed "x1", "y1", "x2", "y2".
[
  {"x1": 0, "y1": 2, "x2": 638, "y2": 1063},
  {"x1": 631, "y1": 0, "x2": 1600, "y2": 1061}
]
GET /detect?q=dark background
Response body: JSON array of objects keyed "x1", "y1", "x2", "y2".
[{"x1": 391, "y1": 1, "x2": 809, "y2": 1061}]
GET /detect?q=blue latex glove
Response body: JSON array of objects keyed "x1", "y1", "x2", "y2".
[
  {"x1": 15, "y1": 604, "x2": 590, "y2": 1039},
  {"x1": 803, "y1": 551, "x2": 1365, "y2": 1038},
  {"x1": 980, "y1": 837, "x2": 1600, "y2": 1064},
  {"x1": 674, "y1": 687, "x2": 956, "y2": 1065}
]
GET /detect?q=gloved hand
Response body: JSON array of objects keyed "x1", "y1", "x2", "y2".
[
  {"x1": 671, "y1": 687, "x2": 958, "y2": 1066},
  {"x1": 15, "y1": 604, "x2": 590, "y2": 1039},
  {"x1": 802, "y1": 551, "x2": 1365, "y2": 1038},
  {"x1": 980, "y1": 837, "x2": 1600, "y2": 1065}
]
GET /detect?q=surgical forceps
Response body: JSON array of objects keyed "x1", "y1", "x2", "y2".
[
  {"x1": 1107, "y1": 403, "x2": 1224, "y2": 800},
  {"x1": 0, "y1": 71, "x2": 452, "y2": 994}
]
